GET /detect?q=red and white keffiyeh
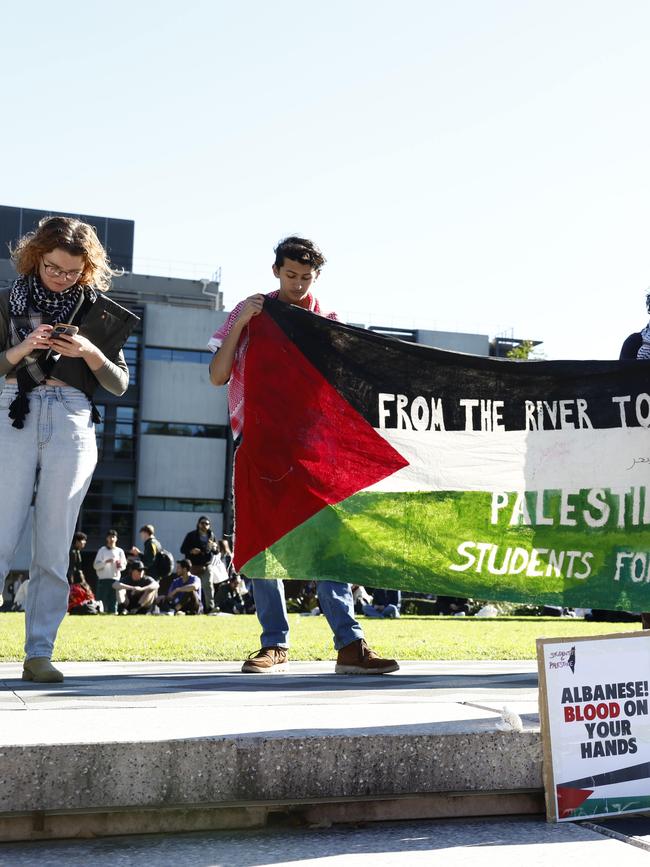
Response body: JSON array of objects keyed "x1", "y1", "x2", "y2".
[{"x1": 207, "y1": 290, "x2": 337, "y2": 439}]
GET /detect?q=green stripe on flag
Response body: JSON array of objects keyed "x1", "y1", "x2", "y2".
[
  {"x1": 242, "y1": 490, "x2": 650, "y2": 609},
  {"x1": 564, "y1": 794, "x2": 650, "y2": 818}
]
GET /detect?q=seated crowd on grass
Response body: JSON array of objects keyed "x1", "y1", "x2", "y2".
[
  {"x1": 2, "y1": 521, "x2": 643, "y2": 624},
  {"x1": 0, "y1": 521, "x2": 410, "y2": 620}
]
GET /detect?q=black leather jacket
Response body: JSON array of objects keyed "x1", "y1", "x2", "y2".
[{"x1": 0, "y1": 287, "x2": 139, "y2": 397}]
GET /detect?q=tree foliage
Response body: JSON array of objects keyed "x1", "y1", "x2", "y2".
[{"x1": 506, "y1": 340, "x2": 536, "y2": 360}]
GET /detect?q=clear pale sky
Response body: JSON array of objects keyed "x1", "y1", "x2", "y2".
[{"x1": 3, "y1": 0, "x2": 649, "y2": 359}]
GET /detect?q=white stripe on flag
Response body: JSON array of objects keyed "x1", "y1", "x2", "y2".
[{"x1": 369, "y1": 427, "x2": 650, "y2": 493}]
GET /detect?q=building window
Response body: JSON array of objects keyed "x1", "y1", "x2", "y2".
[
  {"x1": 115, "y1": 406, "x2": 136, "y2": 459},
  {"x1": 79, "y1": 480, "x2": 135, "y2": 543},
  {"x1": 91, "y1": 405, "x2": 137, "y2": 461},
  {"x1": 141, "y1": 421, "x2": 227, "y2": 438},
  {"x1": 79, "y1": 480, "x2": 105, "y2": 537},
  {"x1": 144, "y1": 347, "x2": 213, "y2": 364},
  {"x1": 123, "y1": 334, "x2": 140, "y2": 386},
  {"x1": 137, "y1": 497, "x2": 223, "y2": 513},
  {"x1": 94, "y1": 404, "x2": 106, "y2": 460}
]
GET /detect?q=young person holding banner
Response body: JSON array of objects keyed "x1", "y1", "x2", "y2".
[{"x1": 208, "y1": 236, "x2": 399, "y2": 675}]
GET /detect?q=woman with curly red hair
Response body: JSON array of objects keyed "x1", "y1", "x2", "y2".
[{"x1": 0, "y1": 215, "x2": 138, "y2": 682}]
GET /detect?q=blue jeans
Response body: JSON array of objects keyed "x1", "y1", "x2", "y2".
[
  {"x1": 0, "y1": 384, "x2": 97, "y2": 659},
  {"x1": 362, "y1": 603, "x2": 400, "y2": 619},
  {"x1": 251, "y1": 579, "x2": 364, "y2": 651}
]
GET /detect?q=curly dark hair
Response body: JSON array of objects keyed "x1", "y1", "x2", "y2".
[
  {"x1": 274, "y1": 236, "x2": 326, "y2": 272},
  {"x1": 645, "y1": 290, "x2": 650, "y2": 314}
]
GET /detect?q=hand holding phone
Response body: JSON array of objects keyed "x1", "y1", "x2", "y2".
[
  {"x1": 51, "y1": 324, "x2": 79, "y2": 337},
  {"x1": 48, "y1": 326, "x2": 101, "y2": 363}
]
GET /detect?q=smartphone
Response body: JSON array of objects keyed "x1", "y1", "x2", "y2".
[{"x1": 51, "y1": 324, "x2": 79, "y2": 337}]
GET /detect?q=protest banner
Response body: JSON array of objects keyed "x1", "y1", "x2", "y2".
[
  {"x1": 233, "y1": 298, "x2": 650, "y2": 611},
  {"x1": 537, "y1": 631, "x2": 650, "y2": 821}
]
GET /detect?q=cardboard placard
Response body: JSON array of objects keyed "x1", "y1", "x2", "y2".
[{"x1": 537, "y1": 630, "x2": 650, "y2": 821}]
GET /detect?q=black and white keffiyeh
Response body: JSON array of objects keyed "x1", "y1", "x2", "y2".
[
  {"x1": 9, "y1": 273, "x2": 90, "y2": 338},
  {"x1": 6, "y1": 274, "x2": 96, "y2": 429},
  {"x1": 637, "y1": 324, "x2": 650, "y2": 359}
]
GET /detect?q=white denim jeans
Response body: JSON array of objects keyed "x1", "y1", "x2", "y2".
[{"x1": 0, "y1": 383, "x2": 97, "y2": 659}]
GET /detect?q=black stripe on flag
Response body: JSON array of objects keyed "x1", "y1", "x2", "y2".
[
  {"x1": 264, "y1": 297, "x2": 650, "y2": 433},
  {"x1": 559, "y1": 760, "x2": 650, "y2": 790}
]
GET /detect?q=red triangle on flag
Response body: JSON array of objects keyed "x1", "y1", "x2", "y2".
[
  {"x1": 233, "y1": 310, "x2": 409, "y2": 571},
  {"x1": 556, "y1": 785, "x2": 594, "y2": 819}
]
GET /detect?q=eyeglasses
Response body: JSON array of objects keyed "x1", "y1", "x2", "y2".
[
  {"x1": 42, "y1": 259, "x2": 84, "y2": 282},
  {"x1": 199, "y1": 521, "x2": 210, "y2": 526}
]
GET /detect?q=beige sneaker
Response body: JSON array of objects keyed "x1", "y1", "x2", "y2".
[
  {"x1": 335, "y1": 639, "x2": 399, "y2": 675},
  {"x1": 22, "y1": 657, "x2": 64, "y2": 683},
  {"x1": 241, "y1": 646, "x2": 289, "y2": 673}
]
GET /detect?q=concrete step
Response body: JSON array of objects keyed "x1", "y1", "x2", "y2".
[{"x1": 0, "y1": 660, "x2": 542, "y2": 841}]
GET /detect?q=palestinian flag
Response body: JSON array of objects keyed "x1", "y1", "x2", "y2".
[
  {"x1": 233, "y1": 297, "x2": 650, "y2": 610},
  {"x1": 556, "y1": 761, "x2": 650, "y2": 819}
]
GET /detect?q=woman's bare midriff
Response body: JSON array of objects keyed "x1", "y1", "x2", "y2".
[{"x1": 5, "y1": 377, "x2": 68, "y2": 386}]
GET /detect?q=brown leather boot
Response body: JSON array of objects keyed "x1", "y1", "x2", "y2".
[
  {"x1": 335, "y1": 639, "x2": 399, "y2": 675},
  {"x1": 241, "y1": 646, "x2": 289, "y2": 673},
  {"x1": 22, "y1": 657, "x2": 64, "y2": 683}
]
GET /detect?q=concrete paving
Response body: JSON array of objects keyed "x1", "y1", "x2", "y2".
[
  {"x1": 1, "y1": 818, "x2": 649, "y2": 866},
  {"x1": 0, "y1": 659, "x2": 545, "y2": 840},
  {"x1": 0, "y1": 659, "x2": 539, "y2": 744}
]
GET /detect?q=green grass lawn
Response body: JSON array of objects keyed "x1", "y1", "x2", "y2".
[{"x1": 0, "y1": 613, "x2": 640, "y2": 662}]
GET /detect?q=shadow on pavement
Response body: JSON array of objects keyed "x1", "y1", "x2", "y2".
[{"x1": 0, "y1": 669, "x2": 539, "y2": 698}]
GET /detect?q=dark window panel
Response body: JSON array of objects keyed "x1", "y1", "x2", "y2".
[
  {"x1": 0, "y1": 206, "x2": 20, "y2": 260},
  {"x1": 81, "y1": 518, "x2": 104, "y2": 537},
  {"x1": 109, "y1": 514, "x2": 133, "y2": 538},
  {"x1": 114, "y1": 438, "x2": 135, "y2": 459},
  {"x1": 173, "y1": 349, "x2": 202, "y2": 363},
  {"x1": 20, "y1": 209, "x2": 50, "y2": 234},
  {"x1": 144, "y1": 348, "x2": 173, "y2": 361},
  {"x1": 170, "y1": 500, "x2": 195, "y2": 512},
  {"x1": 137, "y1": 497, "x2": 223, "y2": 513},
  {"x1": 113, "y1": 482, "x2": 134, "y2": 503},
  {"x1": 81, "y1": 495, "x2": 104, "y2": 509},
  {"x1": 105, "y1": 219, "x2": 134, "y2": 271},
  {"x1": 137, "y1": 497, "x2": 165, "y2": 510},
  {"x1": 144, "y1": 347, "x2": 213, "y2": 364},
  {"x1": 78, "y1": 215, "x2": 107, "y2": 246},
  {"x1": 140, "y1": 421, "x2": 226, "y2": 439},
  {"x1": 140, "y1": 421, "x2": 166, "y2": 435},
  {"x1": 191, "y1": 501, "x2": 224, "y2": 512}
]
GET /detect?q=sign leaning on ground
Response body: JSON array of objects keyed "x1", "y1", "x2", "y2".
[{"x1": 537, "y1": 631, "x2": 650, "y2": 821}]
